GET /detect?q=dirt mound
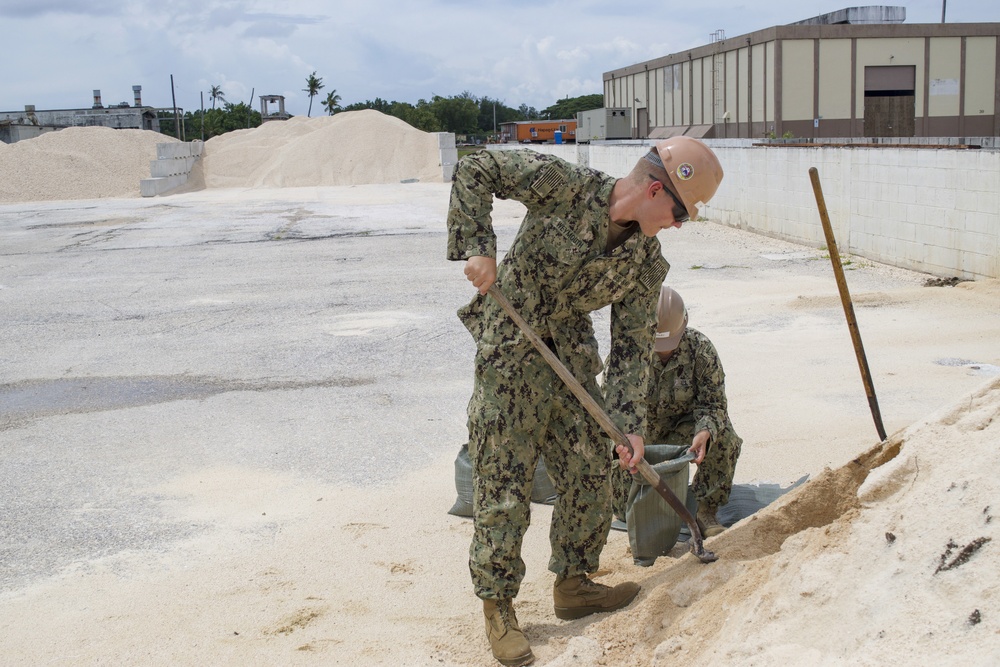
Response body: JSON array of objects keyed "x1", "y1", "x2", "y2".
[
  {"x1": 0, "y1": 127, "x2": 173, "y2": 203},
  {"x1": 189, "y1": 110, "x2": 444, "y2": 189},
  {"x1": 575, "y1": 376, "x2": 1000, "y2": 666}
]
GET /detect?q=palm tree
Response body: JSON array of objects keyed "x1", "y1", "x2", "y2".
[
  {"x1": 303, "y1": 71, "x2": 324, "y2": 117},
  {"x1": 323, "y1": 90, "x2": 342, "y2": 115},
  {"x1": 209, "y1": 85, "x2": 226, "y2": 109}
]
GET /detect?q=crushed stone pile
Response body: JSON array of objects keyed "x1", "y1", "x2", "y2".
[
  {"x1": 0, "y1": 127, "x2": 174, "y2": 203},
  {"x1": 190, "y1": 109, "x2": 444, "y2": 189}
]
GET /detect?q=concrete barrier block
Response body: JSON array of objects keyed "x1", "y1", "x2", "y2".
[
  {"x1": 435, "y1": 132, "x2": 456, "y2": 149},
  {"x1": 140, "y1": 174, "x2": 189, "y2": 197},
  {"x1": 439, "y1": 143, "x2": 458, "y2": 181},
  {"x1": 149, "y1": 156, "x2": 198, "y2": 177},
  {"x1": 156, "y1": 141, "x2": 204, "y2": 159}
]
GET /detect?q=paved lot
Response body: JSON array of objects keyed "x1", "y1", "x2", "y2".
[
  {"x1": 0, "y1": 184, "x2": 476, "y2": 590},
  {"x1": 2, "y1": 184, "x2": 998, "y2": 597}
]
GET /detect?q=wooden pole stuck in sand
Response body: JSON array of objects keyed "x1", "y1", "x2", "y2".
[{"x1": 809, "y1": 167, "x2": 888, "y2": 442}]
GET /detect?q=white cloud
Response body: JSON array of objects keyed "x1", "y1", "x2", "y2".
[{"x1": 2, "y1": 0, "x2": 999, "y2": 117}]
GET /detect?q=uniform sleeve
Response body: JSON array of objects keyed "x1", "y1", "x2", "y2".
[
  {"x1": 692, "y1": 335, "x2": 729, "y2": 440},
  {"x1": 603, "y1": 288, "x2": 659, "y2": 436},
  {"x1": 445, "y1": 149, "x2": 559, "y2": 261}
]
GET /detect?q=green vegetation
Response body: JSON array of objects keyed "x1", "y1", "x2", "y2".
[
  {"x1": 540, "y1": 94, "x2": 604, "y2": 120},
  {"x1": 209, "y1": 85, "x2": 226, "y2": 109},
  {"x1": 159, "y1": 82, "x2": 608, "y2": 142},
  {"x1": 303, "y1": 72, "x2": 324, "y2": 117},
  {"x1": 339, "y1": 91, "x2": 527, "y2": 140},
  {"x1": 159, "y1": 102, "x2": 262, "y2": 141},
  {"x1": 335, "y1": 91, "x2": 604, "y2": 142},
  {"x1": 323, "y1": 90, "x2": 342, "y2": 116},
  {"x1": 816, "y1": 251, "x2": 869, "y2": 270}
]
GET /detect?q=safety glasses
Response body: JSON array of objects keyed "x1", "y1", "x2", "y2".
[{"x1": 650, "y1": 175, "x2": 690, "y2": 223}]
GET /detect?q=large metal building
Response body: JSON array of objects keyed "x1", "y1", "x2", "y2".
[{"x1": 604, "y1": 6, "x2": 1000, "y2": 140}]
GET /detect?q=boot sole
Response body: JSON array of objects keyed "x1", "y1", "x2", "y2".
[
  {"x1": 553, "y1": 588, "x2": 641, "y2": 620},
  {"x1": 494, "y1": 649, "x2": 535, "y2": 666}
]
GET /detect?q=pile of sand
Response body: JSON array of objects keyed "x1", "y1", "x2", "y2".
[
  {"x1": 0, "y1": 110, "x2": 443, "y2": 203},
  {"x1": 0, "y1": 127, "x2": 173, "y2": 203},
  {"x1": 573, "y1": 375, "x2": 1000, "y2": 666},
  {"x1": 190, "y1": 110, "x2": 444, "y2": 189}
]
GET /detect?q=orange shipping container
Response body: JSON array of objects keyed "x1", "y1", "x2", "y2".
[{"x1": 499, "y1": 120, "x2": 577, "y2": 144}]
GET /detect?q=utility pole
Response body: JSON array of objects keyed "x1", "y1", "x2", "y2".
[
  {"x1": 941, "y1": 0, "x2": 947, "y2": 22},
  {"x1": 170, "y1": 74, "x2": 181, "y2": 140}
]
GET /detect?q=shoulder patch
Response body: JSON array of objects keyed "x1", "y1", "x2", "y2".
[
  {"x1": 638, "y1": 256, "x2": 670, "y2": 291},
  {"x1": 530, "y1": 163, "x2": 567, "y2": 198}
]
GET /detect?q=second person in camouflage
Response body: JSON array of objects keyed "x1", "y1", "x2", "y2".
[{"x1": 611, "y1": 286, "x2": 743, "y2": 538}]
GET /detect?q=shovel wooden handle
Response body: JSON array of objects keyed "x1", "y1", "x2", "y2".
[
  {"x1": 808, "y1": 167, "x2": 887, "y2": 441},
  {"x1": 487, "y1": 284, "x2": 717, "y2": 563}
]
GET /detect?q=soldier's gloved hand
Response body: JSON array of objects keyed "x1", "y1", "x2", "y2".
[
  {"x1": 464, "y1": 255, "x2": 497, "y2": 295},
  {"x1": 688, "y1": 429, "x2": 710, "y2": 465},
  {"x1": 616, "y1": 433, "x2": 645, "y2": 474}
]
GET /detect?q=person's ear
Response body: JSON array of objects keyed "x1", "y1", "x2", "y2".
[{"x1": 647, "y1": 178, "x2": 661, "y2": 199}]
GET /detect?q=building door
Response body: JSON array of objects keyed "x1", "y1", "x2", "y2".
[
  {"x1": 636, "y1": 108, "x2": 649, "y2": 139},
  {"x1": 863, "y1": 65, "x2": 916, "y2": 137}
]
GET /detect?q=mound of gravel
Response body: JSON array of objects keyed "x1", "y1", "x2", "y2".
[
  {"x1": 0, "y1": 110, "x2": 444, "y2": 203},
  {"x1": 193, "y1": 109, "x2": 444, "y2": 189},
  {"x1": 0, "y1": 127, "x2": 176, "y2": 203}
]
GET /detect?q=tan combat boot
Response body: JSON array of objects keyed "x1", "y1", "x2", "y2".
[
  {"x1": 552, "y1": 574, "x2": 640, "y2": 620},
  {"x1": 696, "y1": 504, "x2": 725, "y2": 538},
  {"x1": 483, "y1": 598, "x2": 534, "y2": 667}
]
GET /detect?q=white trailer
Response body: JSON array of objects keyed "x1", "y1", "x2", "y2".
[{"x1": 575, "y1": 107, "x2": 631, "y2": 142}]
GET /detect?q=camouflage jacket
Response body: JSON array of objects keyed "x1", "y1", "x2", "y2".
[
  {"x1": 446, "y1": 149, "x2": 669, "y2": 434},
  {"x1": 645, "y1": 327, "x2": 737, "y2": 444}
]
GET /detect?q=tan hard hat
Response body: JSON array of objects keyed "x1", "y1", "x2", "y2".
[
  {"x1": 655, "y1": 137, "x2": 724, "y2": 222},
  {"x1": 655, "y1": 286, "x2": 688, "y2": 353}
]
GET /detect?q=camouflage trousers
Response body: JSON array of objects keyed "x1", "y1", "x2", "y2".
[
  {"x1": 467, "y1": 347, "x2": 613, "y2": 600},
  {"x1": 611, "y1": 424, "x2": 742, "y2": 518}
]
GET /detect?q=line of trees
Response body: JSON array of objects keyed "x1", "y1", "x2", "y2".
[
  {"x1": 159, "y1": 75, "x2": 606, "y2": 142},
  {"x1": 335, "y1": 91, "x2": 605, "y2": 141},
  {"x1": 157, "y1": 102, "x2": 262, "y2": 141}
]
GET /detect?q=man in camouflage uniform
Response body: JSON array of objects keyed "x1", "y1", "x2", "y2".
[
  {"x1": 447, "y1": 139, "x2": 723, "y2": 667},
  {"x1": 611, "y1": 286, "x2": 742, "y2": 538}
]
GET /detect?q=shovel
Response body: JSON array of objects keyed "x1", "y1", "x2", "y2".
[{"x1": 488, "y1": 284, "x2": 718, "y2": 564}]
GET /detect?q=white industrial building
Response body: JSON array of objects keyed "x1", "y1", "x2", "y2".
[{"x1": 603, "y1": 7, "x2": 1000, "y2": 140}]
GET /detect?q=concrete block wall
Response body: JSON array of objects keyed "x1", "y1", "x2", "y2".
[
  {"x1": 488, "y1": 140, "x2": 1000, "y2": 280},
  {"x1": 708, "y1": 143, "x2": 1000, "y2": 279},
  {"x1": 140, "y1": 141, "x2": 203, "y2": 197}
]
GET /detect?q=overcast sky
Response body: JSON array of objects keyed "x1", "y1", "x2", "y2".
[{"x1": 2, "y1": 1, "x2": 998, "y2": 117}]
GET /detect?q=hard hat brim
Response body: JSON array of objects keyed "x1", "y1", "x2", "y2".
[
  {"x1": 654, "y1": 313, "x2": 687, "y2": 353},
  {"x1": 654, "y1": 329, "x2": 684, "y2": 353}
]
